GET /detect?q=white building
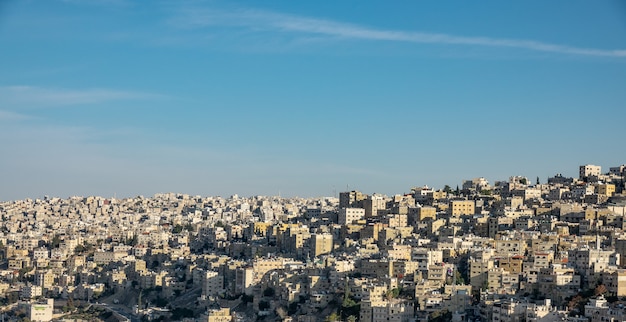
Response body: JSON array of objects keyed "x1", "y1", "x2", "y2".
[
  {"x1": 21, "y1": 285, "x2": 43, "y2": 299},
  {"x1": 29, "y1": 298, "x2": 54, "y2": 322},
  {"x1": 580, "y1": 164, "x2": 602, "y2": 180},
  {"x1": 202, "y1": 270, "x2": 224, "y2": 298},
  {"x1": 338, "y1": 208, "x2": 365, "y2": 225}
]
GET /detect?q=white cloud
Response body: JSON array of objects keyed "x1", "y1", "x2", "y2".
[
  {"x1": 0, "y1": 86, "x2": 166, "y2": 108},
  {"x1": 173, "y1": 7, "x2": 626, "y2": 58}
]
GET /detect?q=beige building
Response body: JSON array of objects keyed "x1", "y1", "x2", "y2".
[
  {"x1": 385, "y1": 244, "x2": 411, "y2": 261},
  {"x1": 29, "y1": 299, "x2": 54, "y2": 322},
  {"x1": 469, "y1": 258, "x2": 494, "y2": 292},
  {"x1": 408, "y1": 206, "x2": 436, "y2": 225},
  {"x1": 495, "y1": 239, "x2": 525, "y2": 257},
  {"x1": 596, "y1": 183, "x2": 616, "y2": 197},
  {"x1": 339, "y1": 190, "x2": 366, "y2": 208},
  {"x1": 580, "y1": 164, "x2": 602, "y2": 179},
  {"x1": 202, "y1": 270, "x2": 224, "y2": 298},
  {"x1": 536, "y1": 264, "x2": 581, "y2": 304},
  {"x1": 338, "y1": 208, "x2": 365, "y2": 225},
  {"x1": 205, "y1": 307, "x2": 233, "y2": 322},
  {"x1": 364, "y1": 194, "x2": 386, "y2": 218},
  {"x1": 498, "y1": 255, "x2": 524, "y2": 274},
  {"x1": 603, "y1": 269, "x2": 626, "y2": 296},
  {"x1": 449, "y1": 200, "x2": 475, "y2": 216},
  {"x1": 35, "y1": 270, "x2": 55, "y2": 289},
  {"x1": 235, "y1": 266, "x2": 254, "y2": 295},
  {"x1": 253, "y1": 258, "x2": 285, "y2": 282},
  {"x1": 385, "y1": 214, "x2": 408, "y2": 228},
  {"x1": 310, "y1": 233, "x2": 333, "y2": 257},
  {"x1": 360, "y1": 298, "x2": 414, "y2": 322}
]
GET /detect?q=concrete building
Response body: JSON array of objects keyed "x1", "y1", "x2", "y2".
[
  {"x1": 580, "y1": 164, "x2": 602, "y2": 180},
  {"x1": 449, "y1": 200, "x2": 475, "y2": 216},
  {"x1": 596, "y1": 183, "x2": 616, "y2": 197},
  {"x1": 338, "y1": 208, "x2": 365, "y2": 225},
  {"x1": 235, "y1": 266, "x2": 254, "y2": 295},
  {"x1": 205, "y1": 307, "x2": 233, "y2": 322},
  {"x1": 339, "y1": 190, "x2": 366, "y2": 209},
  {"x1": 29, "y1": 298, "x2": 54, "y2": 322},
  {"x1": 364, "y1": 194, "x2": 386, "y2": 218},
  {"x1": 202, "y1": 270, "x2": 224, "y2": 298},
  {"x1": 310, "y1": 233, "x2": 333, "y2": 258},
  {"x1": 360, "y1": 298, "x2": 414, "y2": 322}
]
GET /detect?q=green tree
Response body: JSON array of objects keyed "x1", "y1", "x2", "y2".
[
  {"x1": 385, "y1": 288, "x2": 400, "y2": 300},
  {"x1": 125, "y1": 235, "x2": 138, "y2": 246},
  {"x1": 51, "y1": 234, "x2": 62, "y2": 248},
  {"x1": 324, "y1": 312, "x2": 340, "y2": 322},
  {"x1": 454, "y1": 270, "x2": 465, "y2": 285},
  {"x1": 74, "y1": 244, "x2": 86, "y2": 254},
  {"x1": 443, "y1": 185, "x2": 453, "y2": 194},
  {"x1": 172, "y1": 224, "x2": 184, "y2": 234},
  {"x1": 430, "y1": 309, "x2": 452, "y2": 322}
]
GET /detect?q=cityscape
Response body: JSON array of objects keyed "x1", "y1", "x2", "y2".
[
  {"x1": 2, "y1": 1, "x2": 626, "y2": 322},
  {"x1": 0, "y1": 163, "x2": 626, "y2": 321}
]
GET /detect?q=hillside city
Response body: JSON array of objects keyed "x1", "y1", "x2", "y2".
[{"x1": 1, "y1": 164, "x2": 626, "y2": 322}]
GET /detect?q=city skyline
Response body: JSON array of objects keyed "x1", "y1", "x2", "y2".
[{"x1": 1, "y1": 1, "x2": 625, "y2": 201}]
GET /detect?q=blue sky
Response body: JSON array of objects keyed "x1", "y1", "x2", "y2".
[{"x1": 1, "y1": 0, "x2": 625, "y2": 200}]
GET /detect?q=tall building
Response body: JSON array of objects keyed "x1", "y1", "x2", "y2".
[
  {"x1": 202, "y1": 270, "x2": 224, "y2": 298},
  {"x1": 580, "y1": 164, "x2": 602, "y2": 180},
  {"x1": 310, "y1": 233, "x2": 333, "y2": 258},
  {"x1": 339, "y1": 190, "x2": 366, "y2": 208},
  {"x1": 364, "y1": 194, "x2": 386, "y2": 218},
  {"x1": 235, "y1": 267, "x2": 254, "y2": 295}
]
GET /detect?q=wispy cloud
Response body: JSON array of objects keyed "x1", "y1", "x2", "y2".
[
  {"x1": 0, "y1": 110, "x2": 31, "y2": 121},
  {"x1": 60, "y1": 0, "x2": 129, "y2": 6},
  {"x1": 0, "y1": 86, "x2": 166, "y2": 108},
  {"x1": 172, "y1": 7, "x2": 626, "y2": 58}
]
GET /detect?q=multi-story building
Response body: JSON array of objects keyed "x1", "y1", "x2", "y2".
[
  {"x1": 363, "y1": 194, "x2": 386, "y2": 218},
  {"x1": 205, "y1": 307, "x2": 233, "y2": 322},
  {"x1": 338, "y1": 208, "x2": 365, "y2": 225},
  {"x1": 360, "y1": 298, "x2": 414, "y2": 322},
  {"x1": 29, "y1": 299, "x2": 54, "y2": 322},
  {"x1": 310, "y1": 233, "x2": 333, "y2": 258},
  {"x1": 596, "y1": 183, "x2": 616, "y2": 197},
  {"x1": 339, "y1": 190, "x2": 366, "y2": 209},
  {"x1": 469, "y1": 257, "x2": 494, "y2": 292},
  {"x1": 580, "y1": 164, "x2": 602, "y2": 180},
  {"x1": 202, "y1": 270, "x2": 224, "y2": 298},
  {"x1": 449, "y1": 200, "x2": 475, "y2": 216}
]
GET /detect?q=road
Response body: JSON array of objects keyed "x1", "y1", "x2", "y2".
[{"x1": 94, "y1": 302, "x2": 139, "y2": 322}]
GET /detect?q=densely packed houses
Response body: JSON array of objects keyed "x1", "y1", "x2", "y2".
[{"x1": 1, "y1": 164, "x2": 625, "y2": 322}]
